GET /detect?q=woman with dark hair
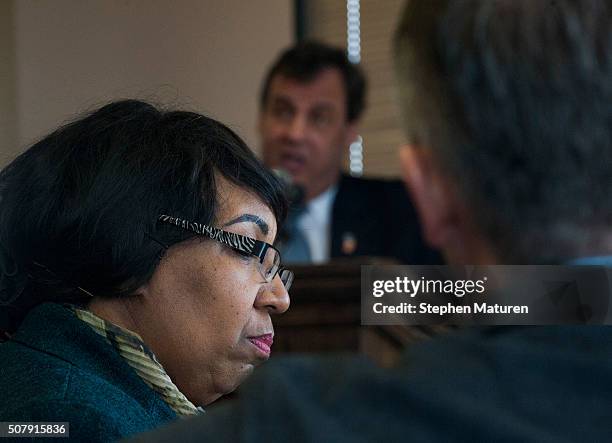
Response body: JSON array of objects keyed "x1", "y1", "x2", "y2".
[{"x1": 0, "y1": 100, "x2": 292, "y2": 441}]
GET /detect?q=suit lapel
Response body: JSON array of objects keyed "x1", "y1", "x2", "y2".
[{"x1": 331, "y1": 175, "x2": 375, "y2": 258}]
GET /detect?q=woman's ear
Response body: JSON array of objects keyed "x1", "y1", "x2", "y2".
[{"x1": 399, "y1": 144, "x2": 460, "y2": 250}]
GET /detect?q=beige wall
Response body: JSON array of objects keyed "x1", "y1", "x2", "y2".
[
  {"x1": 0, "y1": 1, "x2": 18, "y2": 166},
  {"x1": 2, "y1": 0, "x2": 293, "y2": 166}
]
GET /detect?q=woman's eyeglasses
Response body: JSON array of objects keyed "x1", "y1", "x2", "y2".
[{"x1": 157, "y1": 215, "x2": 294, "y2": 291}]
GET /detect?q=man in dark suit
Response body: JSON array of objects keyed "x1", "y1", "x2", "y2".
[
  {"x1": 258, "y1": 41, "x2": 439, "y2": 264},
  {"x1": 130, "y1": 1, "x2": 612, "y2": 441}
]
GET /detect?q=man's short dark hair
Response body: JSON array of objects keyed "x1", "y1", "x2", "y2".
[
  {"x1": 0, "y1": 100, "x2": 287, "y2": 334},
  {"x1": 260, "y1": 40, "x2": 367, "y2": 122},
  {"x1": 394, "y1": 0, "x2": 612, "y2": 262}
]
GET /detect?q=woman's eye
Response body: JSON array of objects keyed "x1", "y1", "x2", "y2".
[{"x1": 233, "y1": 248, "x2": 255, "y2": 262}]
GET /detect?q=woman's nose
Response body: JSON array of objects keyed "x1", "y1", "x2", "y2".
[{"x1": 255, "y1": 275, "x2": 290, "y2": 314}]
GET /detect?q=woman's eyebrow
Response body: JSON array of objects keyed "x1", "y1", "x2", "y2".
[{"x1": 222, "y1": 214, "x2": 269, "y2": 235}]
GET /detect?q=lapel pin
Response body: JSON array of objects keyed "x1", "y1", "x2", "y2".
[{"x1": 341, "y1": 232, "x2": 357, "y2": 255}]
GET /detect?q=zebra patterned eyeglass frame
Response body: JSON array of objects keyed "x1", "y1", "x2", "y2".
[{"x1": 157, "y1": 214, "x2": 294, "y2": 291}]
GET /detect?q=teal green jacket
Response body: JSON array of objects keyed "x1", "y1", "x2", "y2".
[{"x1": 0, "y1": 303, "x2": 177, "y2": 442}]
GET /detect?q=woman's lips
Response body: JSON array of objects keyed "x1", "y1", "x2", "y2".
[{"x1": 248, "y1": 333, "x2": 273, "y2": 357}]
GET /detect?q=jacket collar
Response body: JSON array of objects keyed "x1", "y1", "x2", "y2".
[{"x1": 10, "y1": 302, "x2": 176, "y2": 420}]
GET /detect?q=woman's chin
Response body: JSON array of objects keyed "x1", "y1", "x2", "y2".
[{"x1": 202, "y1": 365, "x2": 256, "y2": 405}]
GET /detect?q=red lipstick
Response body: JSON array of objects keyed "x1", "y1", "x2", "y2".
[{"x1": 248, "y1": 333, "x2": 274, "y2": 357}]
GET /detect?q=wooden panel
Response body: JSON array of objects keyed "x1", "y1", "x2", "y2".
[{"x1": 272, "y1": 261, "x2": 453, "y2": 367}]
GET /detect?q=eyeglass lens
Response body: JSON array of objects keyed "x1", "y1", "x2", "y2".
[
  {"x1": 279, "y1": 268, "x2": 294, "y2": 291},
  {"x1": 261, "y1": 247, "x2": 280, "y2": 281},
  {"x1": 259, "y1": 247, "x2": 293, "y2": 290}
]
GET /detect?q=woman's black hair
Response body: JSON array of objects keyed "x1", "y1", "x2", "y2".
[{"x1": 0, "y1": 100, "x2": 288, "y2": 335}]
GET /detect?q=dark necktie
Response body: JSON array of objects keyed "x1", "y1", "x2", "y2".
[{"x1": 278, "y1": 206, "x2": 312, "y2": 264}]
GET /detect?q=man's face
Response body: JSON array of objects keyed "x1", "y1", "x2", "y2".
[{"x1": 259, "y1": 68, "x2": 357, "y2": 201}]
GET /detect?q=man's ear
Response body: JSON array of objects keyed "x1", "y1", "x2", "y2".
[{"x1": 399, "y1": 144, "x2": 459, "y2": 249}]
